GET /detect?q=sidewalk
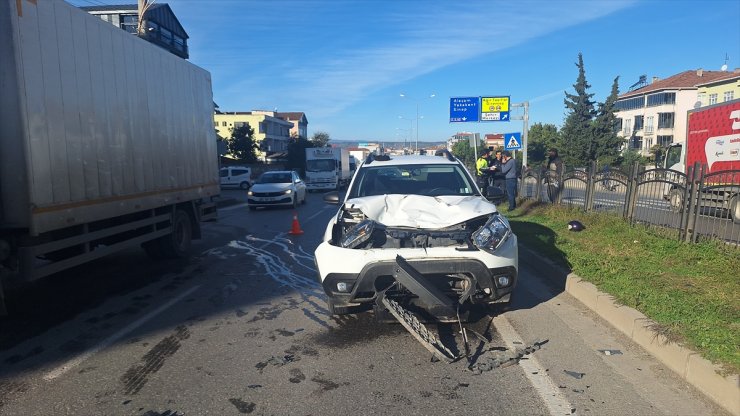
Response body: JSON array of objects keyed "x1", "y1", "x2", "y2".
[{"x1": 520, "y1": 244, "x2": 739, "y2": 416}]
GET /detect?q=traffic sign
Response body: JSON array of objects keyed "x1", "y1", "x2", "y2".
[
  {"x1": 449, "y1": 97, "x2": 480, "y2": 123},
  {"x1": 504, "y1": 132, "x2": 522, "y2": 150},
  {"x1": 481, "y1": 96, "x2": 510, "y2": 122}
]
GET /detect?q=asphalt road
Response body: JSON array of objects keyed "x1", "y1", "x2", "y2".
[{"x1": 0, "y1": 189, "x2": 729, "y2": 415}]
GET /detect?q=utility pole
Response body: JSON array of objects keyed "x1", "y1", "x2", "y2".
[{"x1": 511, "y1": 101, "x2": 530, "y2": 166}]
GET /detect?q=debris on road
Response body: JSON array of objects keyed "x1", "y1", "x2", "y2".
[
  {"x1": 564, "y1": 370, "x2": 585, "y2": 379},
  {"x1": 468, "y1": 340, "x2": 549, "y2": 374},
  {"x1": 598, "y1": 349, "x2": 623, "y2": 356}
]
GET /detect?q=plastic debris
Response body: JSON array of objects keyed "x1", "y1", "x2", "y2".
[
  {"x1": 598, "y1": 349, "x2": 623, "y2": 356},
  {"x1": 564, "y1": 370, "x2": 585, "y2": 379}
]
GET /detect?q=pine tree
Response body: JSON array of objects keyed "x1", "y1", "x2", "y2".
[
  {"x1": 559, "y1": 53, "x2": 596, "y2": 167},
  {"x1": 591, "y1": 76, "x2": 625, "y2": 166}
]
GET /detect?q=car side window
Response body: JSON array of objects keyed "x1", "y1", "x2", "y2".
[
  {"x1": 219, "y1": 169, "x2": 229, "y2": 177},
  {"x1": 233, "y1": 169, "x2": 248, "y2": 176}
]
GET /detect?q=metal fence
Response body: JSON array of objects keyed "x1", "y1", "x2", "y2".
[{"x1": 519, "y1": 162, "x2": 740, "y2": 246}]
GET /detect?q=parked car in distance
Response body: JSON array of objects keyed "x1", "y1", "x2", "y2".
[
  {"x1": 220, "y1": 166, "x2": 252, "y2": 189},
  {"x1": 247, "y1": 170, "x2": 307, "y2": 210}
]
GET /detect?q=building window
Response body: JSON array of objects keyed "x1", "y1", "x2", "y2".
[
  {"x1": 646, "y1": 92, "x2": 676, "y2": 107},
  {"x1": 613, "y1": 118, "x2": 623, "y2": 134},
  {"x1": 161, "y1": 27, "x2": 173, "y2": 45},
  {"x1": 259, "y1": 122, "x2": 265, "y2": 134},
  {"x1": 631, "y1": 136, "x2": 643, "y2": 150},
  {"x1": 173, "y1": 36, "x2": 185, "y2": 52},
  {"x1": 213, "y1": 121, "x2": 218, "y2": 128},
  {"x1": 634, "y1": 115, "x2": 644, "y2": 131},
  {"x1": 657, "y1": 135, "x2": 673, "y2": 147},
  {"x1": 221, "y1": 121, "x2": 227, "y2": 127},
  {"x1": 624, "y1": 119, "x2": 631, "y2": 136},
  {"x1": 120, "y1": 14, "x2": 138, "y2": 34},
  {"x1": 709, "y1": 93, "x2": 718, "y2": 105},
  {"x1": 646, "y1": 116, "x2": 654, "y2": 134},
  {"x1": 724, "y1": 91, "x2": 735, "y2": 102},
  {"x1": 615, "y1": 96, "x2": 644, "y2": 111},
  {"x1": 658, "y1": 112, "x2": 674, "y2": 129},
  {"x1": 697, "y1": 92, "x2": 706, "y2": 106}
]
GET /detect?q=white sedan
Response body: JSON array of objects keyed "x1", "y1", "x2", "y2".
[{"x1": 247, "y1": 170, "x2": 307, "y2": 210}]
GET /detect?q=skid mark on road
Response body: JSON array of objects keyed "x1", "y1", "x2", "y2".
[{"x1": 120, "y1": 325, "x2": 190, "y2": 395}]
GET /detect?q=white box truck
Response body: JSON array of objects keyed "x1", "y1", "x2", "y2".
[
  {"x1": 0, "y1": 0, "x2": 219, "y2": 314},
  {"x1": 305, "y1": 148, "x2": 351, "y2": 191}
]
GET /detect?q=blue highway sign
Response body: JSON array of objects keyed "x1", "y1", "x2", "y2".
[{"x1": 449, "y1": 97, "x2": 479, "y2": 123}]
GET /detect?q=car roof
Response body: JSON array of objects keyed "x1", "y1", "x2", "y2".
[
  {"x1": 360, "y1": 154, "x2": 460, "y2": 168},
  {"x1": 261, "y1": 170, "x2": 294, "y2": 175}
]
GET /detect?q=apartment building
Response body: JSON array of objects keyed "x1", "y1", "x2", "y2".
[
  {"x1": 81, "y1": 3, "x2": 189, "y2": 59},
  {"x1": 615, "y1": 69, "x2": 738, "y2": 155},
  {"x1": 275, "y1": 112, "x2": 308, "y2": 139},
  {"x1": 214, "y1": 111, "x2": 293, "y2": 161},
  {"x1": 696, "y1": 70, "x2": 740, "y2": 107}
]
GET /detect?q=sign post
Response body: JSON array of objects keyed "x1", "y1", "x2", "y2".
[
  {"x1": 481, "y1": 96, "x2": 510, "y2": 122},
  {"x1": 449, "y1": 97, "x2": 480, "y2": 123}
]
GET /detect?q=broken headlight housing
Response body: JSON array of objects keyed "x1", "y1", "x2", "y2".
[
  {"x1": 340, "y1": 219, "x2": 375, "y2": 248},
  {"x1": 471, "y1": 214, "x2": 511, "y2": 254}
]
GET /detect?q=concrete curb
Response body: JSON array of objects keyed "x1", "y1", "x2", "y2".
[{"x1": 520, "y1": 246, "x2": 740, "y2": 416}]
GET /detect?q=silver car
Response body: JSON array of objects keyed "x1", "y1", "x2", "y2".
[{"x1": 247, "y1": 170, "x2": 307, "y2": 210}]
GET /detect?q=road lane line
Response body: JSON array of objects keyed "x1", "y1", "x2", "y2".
[
  {"x1": 493, "y1": 314, "x2": 575, "y2": 416},
  {"x1": 43, "y1": 284, "x2": 201, "y2": 381},
  {"x1": 220, "y1": 202, "x2": 249, "y2": 211}
]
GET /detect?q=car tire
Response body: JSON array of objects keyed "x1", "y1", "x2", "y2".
[
  {"x1": 669, "y1": 188, "x2": 684, "y2": 213},
  {"x1": 292, "y1": 195, "x2": 298, "y2": 209},
  {"x1": 240, "y1": 181, "x2": 250, "y2": 190}
]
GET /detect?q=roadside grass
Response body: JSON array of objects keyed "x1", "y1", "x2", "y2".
[{"x1": 503, "y1": 200, "x2": 740, "y2": 374}]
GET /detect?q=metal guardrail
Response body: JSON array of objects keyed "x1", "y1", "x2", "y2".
[{"x1": 519, "y1": 162, "x2": 740, "y2": 246}]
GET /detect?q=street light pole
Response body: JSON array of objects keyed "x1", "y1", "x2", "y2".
[{"x1": 400, "y1": 93, "x2": 435, "y2": 154}]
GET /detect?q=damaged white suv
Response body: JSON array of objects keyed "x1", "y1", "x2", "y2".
[{"x1": 314, "y1": 150, "x2": 518, "y2": 318}]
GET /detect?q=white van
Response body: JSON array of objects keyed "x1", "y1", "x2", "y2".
[{"x1": 220, "y1": 166, "x2": 252, "y2": 189}]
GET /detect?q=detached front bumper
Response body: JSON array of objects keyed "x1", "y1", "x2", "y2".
[{"x1": 315, "y1": 234, "x2": 518, "y2": 308}]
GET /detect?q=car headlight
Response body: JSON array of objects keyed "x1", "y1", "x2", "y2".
[
  {"x1": 340, "y1": 220, "x2": 375, "y2": 248},
  {"x1": 247, "y1": 191, "x2": 253, "y2": 196},
  {"x1": 284, "y1": 189, "x2": 293, "y2": 195},
  {"x1": 472, "y1": 214, "x2": 511, "y2": 254}
]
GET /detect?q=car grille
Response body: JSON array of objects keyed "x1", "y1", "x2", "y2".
[{"x1": 252, "y1": 191, "x2": 285, "y2": 197}]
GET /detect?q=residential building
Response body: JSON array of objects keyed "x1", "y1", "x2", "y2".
[
  {"x1": 80, "y1": 3, "x2": 189, "y2": 59},
  {"x1": 214, "y1": 111, "x2": 293, "y2": 161},
  {"x1": 615, "y1": 69, "x2": 737, "y2": 155},
  {"x1": 275, "y1": 112, "x2": 308, "y2": 139},
  {"x1": 448, "y1": 132, "x2": 475, "y2": 150},
  {"x1": 484, "y1": 134, "x2": 505, "y2": 150},
  {"x1": 696, "y1": 70, "x2": 740, "y2": 107}
]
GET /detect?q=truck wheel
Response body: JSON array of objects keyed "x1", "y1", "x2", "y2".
[
  {"x1": 729, "y1": 196, "x2": 740, "y2": 224},
  {"x1": 161, "y1": 209, "x2": 193, "y2": 258},
  {"x1": 240, "y1": 181, "x2": 250, "y2": 190},
  {"x1": 669, "y1": 189, "x2": 684, "y2": 213}
]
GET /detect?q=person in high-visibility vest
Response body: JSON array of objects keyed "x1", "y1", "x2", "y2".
[{"x1": 476, "y1": 149, "x2": 492, "y2": 196}]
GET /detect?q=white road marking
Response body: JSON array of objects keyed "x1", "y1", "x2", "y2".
[
  {"x1": 219, "y1": 202, "x2": 249, "y2": 211},
  {"x1": 493, "y1": 314, "x2": 575, "y2": 416},
  {"x1": 43, "y1": 284, "x2": 201, "y2": 381}
]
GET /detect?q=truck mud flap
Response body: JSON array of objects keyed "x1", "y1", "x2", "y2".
[{"x1": 392, "y1": 255, "x2": 455, "y2": 316}]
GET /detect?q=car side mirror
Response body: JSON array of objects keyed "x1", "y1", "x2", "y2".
[{"x1": 323, "y1": 191, "x2": 340, "y2": 204}]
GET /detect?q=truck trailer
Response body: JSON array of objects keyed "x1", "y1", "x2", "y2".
[
  {"x1": 0, "y1": 0, "x2": 220, "y2": 314},
  {"x1": 664, "y1": 99, "x2": 740, "y2": 223}
]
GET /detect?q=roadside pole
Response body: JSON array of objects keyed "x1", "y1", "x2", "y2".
[{"x1": 511, "y1": 101, "x2": 530, "y2": 165}]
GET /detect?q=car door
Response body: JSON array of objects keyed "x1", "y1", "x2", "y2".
[{"x1": 220, "y1": 168, "x2": 232, "y2": 187}]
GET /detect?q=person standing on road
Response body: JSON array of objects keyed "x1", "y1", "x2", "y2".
[
  {"x1": 491, "y1": 150, "x2": 505, "y2": 190},
  {"x1": 476, "y1": 149, "x2": 492, "y2": 197},
  {"x1": 500, "y1": 151, "x2": 517, "y2": 210}
]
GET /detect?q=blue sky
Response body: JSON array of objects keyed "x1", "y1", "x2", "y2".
[{"x1": 73, "y1": 0, "x2": 740, "y2": 143}]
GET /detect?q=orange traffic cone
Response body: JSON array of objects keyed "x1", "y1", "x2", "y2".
[{"x1": 288, "y1": 211, "x2": 304, "y2": 235}]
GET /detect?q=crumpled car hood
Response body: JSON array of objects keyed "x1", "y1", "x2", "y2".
[{"x1": 344, "y1": 195, "x2": 497, "y2": 229}]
